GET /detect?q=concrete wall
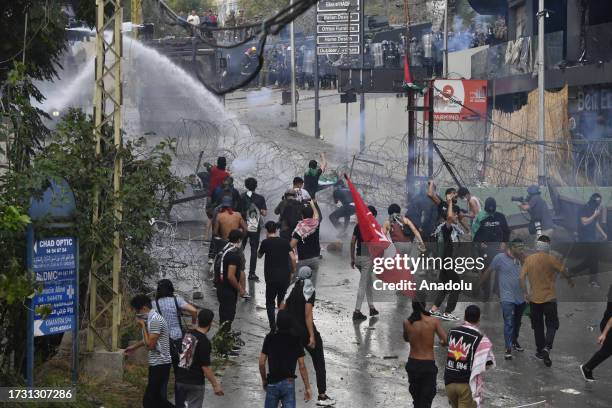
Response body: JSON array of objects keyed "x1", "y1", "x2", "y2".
[
  {"x1": 448, "y1": 45, "x2": 489, "y2": 79},
  {"x1": 297, "y1": 93, "x2": 488, "y2": 185}
]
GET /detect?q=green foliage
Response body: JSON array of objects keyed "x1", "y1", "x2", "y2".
[
  {"x1": 0, "y1": 108, "x2": 185, "y2": 382},
  {"x1": 211, "y1": 321, "x2": 236, "y2": 357},
  {"x1": 0, "y1": 1, "x2": 67, "y2": 85},
  {"x1": 239, "y1": 0, "x2": 289, "y2": 21},
  {"x1": 166, "y1": 0, "x2": 213, "y2": 14},
  {"x1": 1, "y1": 63, "x2": 51, "y2": 172}
]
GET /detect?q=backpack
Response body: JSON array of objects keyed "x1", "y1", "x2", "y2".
[
  {"x1": 178, "y1": 331, "x2": 199, "y2": 369},
  {"x1": 213, "y1": 243, "x2": 238, "y2": 287},
  {"x1": 242, "y1": 193, "x2": 261, "y2": 233},
  {"x1": 281, "y1": 199, "x2": 303, "y2": 232}
]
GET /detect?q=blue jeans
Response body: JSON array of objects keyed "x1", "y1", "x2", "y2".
[
  {"x1": 265, "y1": 379, "x2": 296, "y2": 408},
  {"x1": 501, "y1": 301, "x2": 526, "y2": 349}
]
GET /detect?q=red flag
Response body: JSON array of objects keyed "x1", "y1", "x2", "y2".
[
  {"x1": 344, "y1": 174, "x2": 414, "y2": 296},
  {"x1": 403, "y1": 54, "x2": 413, "y2": 86}
]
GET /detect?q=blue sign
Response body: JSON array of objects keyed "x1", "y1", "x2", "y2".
[{"x1": 32, "y1": 237, "x2": 77, "y2": 337}]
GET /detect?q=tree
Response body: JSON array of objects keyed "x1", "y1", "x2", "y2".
[
  {"x1": 0, "y1": 1, "x2": 66, "y2": 85},
  {"x1": 0, "y1": 109, "x2": 185, "y2": 382},
  {"x1": 239, "y1": 0, "x2": 289, "y2": 21},
  {"x1": 166, "y1": 0, "x2": 213, "y2": 14}
]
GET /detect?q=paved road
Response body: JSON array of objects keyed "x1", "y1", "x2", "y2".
[{"x1": 169, "y1": 88, "x2": 612, "y2": 408}]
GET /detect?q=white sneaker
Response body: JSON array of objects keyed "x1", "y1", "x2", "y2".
[
  {"x1": 442, "y1": 312, "x2": 459, "y2": 321},
  {"x1": 316, "y1": 394, "x2": 336, "y2": 406}
]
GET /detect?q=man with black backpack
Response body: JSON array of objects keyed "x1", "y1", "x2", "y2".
[
  {"x1": 240, "y1": 177, "x2": 267, "y2": 282},
  {"x1": 175, "y1": 308, "x2": 224, "y2": 407},
  {"x1": 214, "y1": 229, "x2": 247, "y2": 331},
  {"x1": 276, "y1": 189, "x2": 303, "y2": 241}
]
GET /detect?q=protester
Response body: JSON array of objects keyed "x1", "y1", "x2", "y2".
[
  {"x1": 403, "y1": 301, "x2": 447, "y2": 408},
  {"x1": 259, "y1": 310, "x2": 312, "y2": 407},
  {"x1": 304, "y1": 153, "x2": 327, "y2": 199},
  {"x1": 214, "y1": 196, "x2": 247, "y2": 240},
  {"x1": 208, "y1": 10, "x2": 218, "y2": 27},
  {"x1": 239, "y1": 177, "x2": 267, "y2": 282},
  {"x1": 258, "y1": 221, "x2": 297, "y2": 330},
  {"x1": 290, "y1": 201, "x2": 322, "y2": 283},
  {"x1": 350, "y1": 205, "x2": 379, "y2": 321},
  {"x1": 472, "y1": 197, "x2": 511, "y2": 300},
  {"x1": 571, "y1": 193, "x2": 607, "y2": 288},
  {"x1": 406, "y1": 183, "x2": 438, "y2": 241},
  {"x1": 210, "y1": 195, "x2": 247, "y2": 265},
  {"x1": 211, "y1": 176, "x2": 241, "y2": 210},
  {"x1": 516, "y1": 185, "x2": 554, "y2": 239},
  {"x1": 457, "y1": 187, "x2": 481, "y2": 220},
  {"x1": 580, "y1": 284, "x2": 612, "y2": 381},
  {"x1": 427, "y1": 181, "x2": 465, "y2": 320},
  {"x1": 125, "y1": 294, "x2": 174, "y2": 408},
  {"x1": 175, "y1": 309, "x2": 224, "y2": 407},
  {"x1": 520, "y1": 235, "x2": 574, "y2": 367},
  {"x1": 480, "y1": 239, "x2": 526, "y2": 360},
  {"x1": 215, "y1": 230, "x2": 247, "y2": 331},
  {"x1": 153, "y1": 280, "x2": 199, "y2": 407},
  {"x1": 276, "y1": 189, "x2": 303, "y2": 240},
  {"x1": 330, "y1": 180, "x2": 355, "y2": 238},
  {"x1": 292, "y1": 176, "x2": 312, "y2": 203},
  {"x1": 383, "y1": 203, "x2": 425, "y2": 257},
  {"x1": 281, "y1": 267, "x2": 335, "y2": 406},
  {"x1": 186, "y1": 10, "x2": 200, "y2": 25},
  {"x1": 207, "y1": 157, "x2": 230, "y2": 197},
  {"x1": 445, "y1": 305, "x2": 495, "y2": 408}
]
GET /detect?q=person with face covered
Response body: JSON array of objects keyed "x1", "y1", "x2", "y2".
[
  {"x1": 472, "y1": 197, "x2": 511, "y2": 300},
  {"x1": 520, "y1": 235, "x2": 574, "y2": 367},
  {"x1": 571, "y1": 193, "x2": 608, "y2": 288},
  {"x1": 280, "y1": 267, "x2": 335, "y2": 406},
  {"x1": 516, "y1": 185, "x2": 554, "y2": 240},
  {"x1": 426, "y1": 181, "x2": 465, "y2": 321}
]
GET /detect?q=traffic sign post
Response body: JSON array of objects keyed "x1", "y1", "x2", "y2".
[
  {"x1": 316, "y1": 0, "x2": 361, "y2": 56},
  {"x1": 26, "y1": 234, "x2": 79, "y2": 386},
  {"x1": 317, "y1": 0, "x2": 360, "y2": 12}
]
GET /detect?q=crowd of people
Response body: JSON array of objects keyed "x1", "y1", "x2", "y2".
[{"x1": 126, "y1": 155, "x2": 611, "y2": 408}]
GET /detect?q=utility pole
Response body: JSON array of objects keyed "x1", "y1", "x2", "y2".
[
  {"x1": 428, "y1": 84, "x2": 434, "y2": 177},
  {"x1": 443, "y1": 0, "x2": 449, "y2": 78},
  {"x1": 314, "y1": 19, "x2": 320, "y2": 139},
  {"x1": 88, "y1": 0, "x2": 123, "y2": 353},
  {"x1": 537, "y1": 0, "x2": 547, "y2": 186},
  {"x1": 359, "y1": 0, "x2": 365, "y2": 152},
  {"x1": 289, "y1": 0, "x2": 297, "y2": 127}
]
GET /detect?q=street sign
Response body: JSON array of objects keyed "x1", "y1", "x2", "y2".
[
  {"x1": 316, "y1": 12, "x2": 360, "y2": 23},
  {"x1": 317, "y1": 34, "x2": 360, "y2": 45},
  {"x1": 32, "y1": 237, "x2": 78, "y2": 337},
  {"x1": 317, "y1": 0, "x2": 360, "y2": 12},
  {"x1": 317, "y1": 24, "x2": 360, "y2": 34},
  {"x1": 316, "y1": 0, "x2": 361, "y2": 56},
  {"x1": 317, "y1": 45, "x2": 360, "y2": 55}
]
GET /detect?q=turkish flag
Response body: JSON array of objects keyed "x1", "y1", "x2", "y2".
[{"x1": 344, "y1": 174, "x2": 414, "y2": 296}]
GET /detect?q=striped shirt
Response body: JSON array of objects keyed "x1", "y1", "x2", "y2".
[
  {"x1": 154, "y1": 296, "x2": 188, "y2": 340},
  {"x1": 146, "y1": 309, "x2": 172, "y2": 366}
]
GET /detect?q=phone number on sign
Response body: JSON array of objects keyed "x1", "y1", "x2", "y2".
[{"x1": 0, "y1": 388, "x2": 75, "y2": 402}]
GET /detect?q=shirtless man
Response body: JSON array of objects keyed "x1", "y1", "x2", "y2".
[
  {"x1": 403, "y1": 301, "x2": 447, "y2": 408},
  {"x1": 213, "y1": 196, "x2": 248, "y2": 293},
  {"x1": 214, "y1": 196, "x2": 247, "y2": 240}
]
